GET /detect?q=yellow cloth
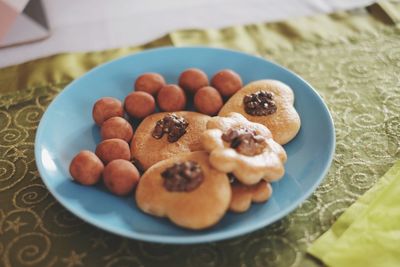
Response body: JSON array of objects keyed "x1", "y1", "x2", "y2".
[{"x1": 308, "y1": 161, "x2": 400, "y2": 267}]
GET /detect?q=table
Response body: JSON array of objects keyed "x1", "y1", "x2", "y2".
[{"x1": 1, "y1": 1, "x2": 399, "y2": 266}]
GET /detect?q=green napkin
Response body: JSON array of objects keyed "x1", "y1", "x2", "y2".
[{"x1": 308, "y1": 161, "x2": 400, "y2": 267}]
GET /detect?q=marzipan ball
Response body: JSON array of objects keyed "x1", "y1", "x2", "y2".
[
  {"x1": 92, "y1": 97, "x2": 124, "y2": 126},
  {"x1": 95, "y1": 138, "x2": 130, "y2": 164},
  {"x1": 101, "y1": 117, "x2": 133, "y2": 142},
  {"x1": 194, "y1": 86, "x2": 223, "y2": 116},
  {"x1": 178, "y1": 68, "x2": 209, "y2": 94},
  {"x1": 135, "y1": 73, "x2": 166, "y2": 96},
  {"x1": 157, "y1": 84, "x2": 187, "y2": 111},
  {"x1": 69, "y1": 150, "x2": 104, "y2": 185},
  {"x1": 211, "y1": 69, "x2": 243, "y2": 97},
  {"x1": 124, "y1": 91, "x2": 156, "y2": 119},
  {"x1": 103, "y1": 159, "x2": 140, "y2": 196}
]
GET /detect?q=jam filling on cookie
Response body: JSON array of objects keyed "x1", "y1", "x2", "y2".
[
  {"x1": 243, "y1": 91, "x2": 277, "y2": 116},
  {"x1": 152, "y1": 113, "x2": 189, "y2": 143},
  {"x1": 222, "y1": 128, "x2": 267, "y2": 156},
  {"x1": 161, "y1": 161, "x2": 204, "y2": 192}
]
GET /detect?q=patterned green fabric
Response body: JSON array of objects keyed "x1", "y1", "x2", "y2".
[{"x1": 1, "y1": 2, "x2": 400, "y2": 267}]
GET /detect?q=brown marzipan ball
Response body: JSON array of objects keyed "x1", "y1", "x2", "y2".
[
  {"x1": 135, "y1": 73, "x2": 166, "y2": 96},
  {"x1": 194, "y1": 86, "x2": 223, "y2": 116},
  {"x1": 95, "y1": 138, "x2": 130, "y2": 164},
  {"x1": 92, "y1": 97, "x2": 124, "y2": 126},
  {"x1": 211, "y1": 69, "x2": 243, "y2": 97},
  {"x1": 101, "y1": 117, "x2": 133, "y2": 142},
  {"x1": 157, "y1": 84, "x2": 187, "y2": 112},
  {"x1": 69, "y1": 150, "x2": 104, "y2": 185},
  {"x1": 103, "y1": 159, "x2": 140, "y2": 196},
  {"x1": 178, "y1": 68, "x2": 209, "y2": 94},
  {"x1": 124, "y1": 91, "x2": 156, "y2": 119}
]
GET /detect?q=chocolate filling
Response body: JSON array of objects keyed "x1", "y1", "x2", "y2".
[
  {"x1": 243, "y1": 91, "x2": 277, "y2": 116},
  {"x1": 161, "y1": 161, "x2": 204, "y2": 192},
  {"x1": 222, "y1": 128, "x2": 267, "y2": 156},
  {"x1": 152, "y1": 113, "x2": 189, "y2": 143},
  {"x1": 228, "y1": 173, "x2": 238, "y2": 184}
]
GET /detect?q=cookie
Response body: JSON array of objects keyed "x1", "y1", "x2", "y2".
[
  {"x1": 229, "y1": 178, "x2": 272, "y2": 212},
  {"x1": 131, "y1": 111, "x2": 210, "y2": 170},
  {"x1": 219, "y1": 80, "x2": 300, "y2": 145},
  {"x1": 201, "y1": 112, "x2": 286, "y2": 185},
  {"x1": 135, "y1": 151, "x2": 231, "y2": 230}
]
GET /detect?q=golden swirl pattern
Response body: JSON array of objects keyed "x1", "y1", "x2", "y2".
[
  {"x1": 0, "y1": 111, "x2": 11, "y2": 130},
  {"x1": 293, "y1": 197, "x2": 321, "y2": 218},
  {"x1": 383, "y1": 44, "x2": 400, "y2": 67},
  {"x1": 333, "y1": 141, "x2": 353, "y2": 162},
  {"x1": 40, "y1": 202, "x2": 88, "y2": 237},
  {"x1": 353, "y1": 112, "x2": 385, "y2": 129},
  {"x1": 332, "y1": 119, "x2": 351, "y2": 141},
  {"x1": 13, "y1": 184, "x2": 50, "y2": 209},
  {"x1": 328, "y1": 89, "x2": 359, "y2": 104},
  {"x1": 0, "y1": 128, "x2": 28, "y2": 147},
  {"x1": 105, "y1": 256, "x2": 143, "y2": 267},
  {"x1": 54, "y1": 209, "x2": 84, "y2": 229},
  {"x1": 139, "y1": 243, "x2": 182, "y2": 260},
  {"x1": 240, "y1": 236, "x2": 300, "y2": 267},
  {"x1": 14, "y1": 105, "x2": 44, "y2": 130},
  {"x1": 0, "y1": 160, "x2": 15, "y2": 182},
  {"x1": 314, "y1": 168, "x2": 343, "y2": 194},
  {"x1": 0, "y1": 209, "x2": 42, "y2": 236},
  {"x1": 0, "y1": 159, "x2": 27, "y2": 192},
  {"x1": 3, "y1": 233, "x2": 51, "y2": 267},
  {"x1": 336, "y1": 52, "x2": 382, "y2": 83},
  {"x1": 356, "y1": 132, "x2": 396, "y2": 160},
  {"x1": 385, "y1": 116, "x2": 400, "y2": 139},
  {"x1": 383, "y1": 95, "x2": 400, "y2": 113},
  {"x1": 337, "y1": 162, "x2": 379, "y2": 197},
  {"x1": 187, "y1": 245, "x2": 225, "y2": 267},
  {"x1": 318, "y1": 198, "x2": 355, "y2": 231},
  {"x1": 286, "y1": 59, "x2": 322, "y2": 78},
  {"x1": 265, "y1": 217, "x2": 292, "y2": 235},
  {"x1": 14, "y1": 142, "x2": 35, "y2": 164}
]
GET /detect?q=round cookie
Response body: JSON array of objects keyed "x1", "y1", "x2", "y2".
[
  {"x1": 218, "y1": 80, "x2": 301, "y2": 145},
  {"x1": 131, "y1": 111, "x2": 210, "y2": 170},
  {"x1": 229, "y1": 179, "x2": 272, "y2": 213},
  {"x1": 136, "y1": 151, "x2": 231, "y2": 230}
]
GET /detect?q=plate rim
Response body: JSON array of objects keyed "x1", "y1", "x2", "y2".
[{"x1": 34, "y1": 46, "x2": 336, "y2": 244}]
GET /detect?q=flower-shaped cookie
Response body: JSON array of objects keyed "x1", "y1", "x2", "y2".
[
  {"x1": 229, "y1": 179, "x2": 272, "y2": 212},
  {"x1": 135, "y1": 151, "x2": 231, "y2": 230},
  {"x1": 218, "y1": 80, "x2": 301, "y2": 145},
  {"x1": 201, "y1": 112, "x2": 287, "y2": 185}
]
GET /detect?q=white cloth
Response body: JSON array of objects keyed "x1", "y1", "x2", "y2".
[{"x1": 0, "y1": 0, "x2": 374, "y2": 68}]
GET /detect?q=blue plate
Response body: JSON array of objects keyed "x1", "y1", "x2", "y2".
[{"x1": 35, "y1": 47, "x2": 335, "y2": 244}]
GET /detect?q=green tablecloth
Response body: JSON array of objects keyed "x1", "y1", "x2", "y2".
[{"x1": 1, "y1": 1, "x2": 399, "y2": 266}]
